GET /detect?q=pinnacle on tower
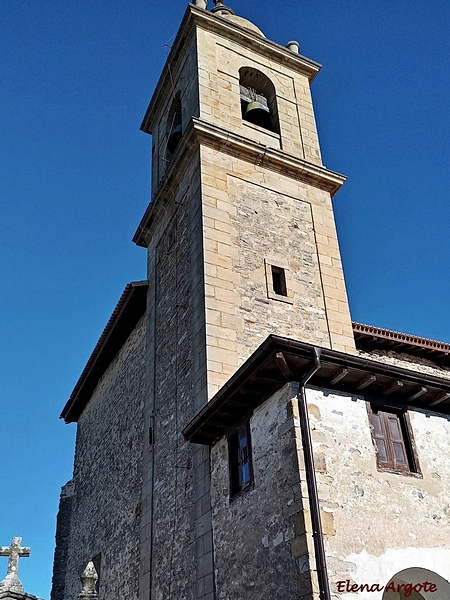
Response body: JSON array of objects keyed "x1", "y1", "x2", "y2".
[
  {"x1": 77, "y1": 562, "x2": 99, "y2": 600},
  {"x1": 192, "y1": 0, "x2": 207, "y2": 9},
  {"x1": 211, "y1": 0, "x2": 235, "y2": 15}
]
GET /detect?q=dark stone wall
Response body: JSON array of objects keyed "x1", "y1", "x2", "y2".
[
  {"x1": 139, "y1": 150, "x2": 214, "y2": 600},
  {"x1": 55, "y1": 317, "x2": 146, "y2": 600},
  {"x1": 50, "y1": 481, "x2": 74, "y2": 600},
  {"x1": 150, "y1": 198, "x2": 198, "y2": 599}
]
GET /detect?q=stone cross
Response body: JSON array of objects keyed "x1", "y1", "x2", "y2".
[
  {"x1": 0, "y1": 537, "x2": 30, "y2": 576},
  {"x1": 0, "y1": 537, "x2": 30, "y2": 593}
]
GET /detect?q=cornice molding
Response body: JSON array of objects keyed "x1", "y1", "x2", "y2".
[
  {"x1": 141, "y1": 4, "x2": 321, "y2": 134},
  {"x1": 191, "y1": 117, "x2": 346, "y2": 194},
  {"x1": 133, "y1": 117, "x2": 346, "y2": 247},
  {"x1": 188, "y1": 6, "x2": 321, "y2": 79}
]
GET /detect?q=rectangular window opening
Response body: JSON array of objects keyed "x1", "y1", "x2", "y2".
[
  {"x1": 367, "y1": 404, "x2": 420, "y2": 475},
  {"x1": 228, "y1": 422, "x2": 253, "y2": 497},
  {"x1": 271, "y1": 266, "x2": 287, "y2": 296}
]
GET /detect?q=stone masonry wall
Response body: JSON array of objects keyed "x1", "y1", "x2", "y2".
[
  {"x1": 196, "y1": 26, "x2": 322, "y2": 165},
  {"x1": 140, "y1": 9, "x2": 355, "y2": 599},
  {"x1": 201, "y1": 144, "x2": 355, "y2": 398},
  {"x1": 305, "y1": 386, "x2": 450, "y2": 596},
  {"x1": 210, "y1": 384, "x2": 314, "y2": 600},
  {"x1": 359, "y1": 349, "x2": 450, "y2": 380},
  {"x1": 59, "y1": 317, "x2": 146, "y2": 600},
  {"x1": 230, "y1": 177, "x2": 329, "y2": 358},
  {"x1": 152, "y1": 31, "x2": 199, "y2": 190},
  {"x1": 194, "y1": 14, "x2": 356, "y2": 399},
  {"x1": 51, "y1": 481, "x2": 74, "y2": 600},
  {"x1": 140, "y1": 150, "x2": 214, "y2": 600},
  {"x1": 147, "y1": 194, "x2": 198, "y2": 600},
  {"x1": 210, "y1": 379, "x2": 450, "y2": 600}
]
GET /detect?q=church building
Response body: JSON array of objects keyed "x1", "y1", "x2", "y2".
[{"x1": 50, "y1": 2, "x2": 450, "y2": 599}]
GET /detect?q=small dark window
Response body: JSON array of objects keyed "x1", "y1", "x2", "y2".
[
  {"x1": 228, "y1": 422, "x2": 252, "y2": 497},
  {"x1": 271, "y1": 266, "x2": 287, "y2": 296},
  {"x1": 367, "y1": 405, "x2": 420, "y2": 475}
]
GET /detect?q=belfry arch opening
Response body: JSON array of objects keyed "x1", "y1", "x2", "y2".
[
  {"x1": 382, "y1": 567, "x2": 450, "y2": 600},
  {"x1": 239, "y1": 67, "x2": 279, "y2": 134},
  {"x1": 165, "y1": 92, "x2": 182, "y2": 163}
]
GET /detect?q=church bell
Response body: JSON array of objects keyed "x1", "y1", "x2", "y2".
[{"x1": 244, "y1": 101, "x2": 272, "y2": 129}]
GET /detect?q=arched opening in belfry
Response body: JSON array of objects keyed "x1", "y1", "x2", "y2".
[
  {"x1": 165, "y1": 92, "x2": 182, "y2": 163},
  {"x1": 239, "y1": 67, "x2": 279, "y2": 134},
  {"x1": 382, "y1": 567, "x2": 450, "y2": 600}
]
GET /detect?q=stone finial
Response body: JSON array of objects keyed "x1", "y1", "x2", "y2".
[
  {"x1": 211, "y1": 0, "x2": 235, "y2": 15},
  {"x1": 193, "y1": 0, "x2": 208, "y2": 8},
  {"x1": 286, "y1": 40, "x2": 300, "y2": 54},
  {"x1": 77, "y1": 562, "x2": 98, "y2": 599},
  {"x1": 0, "y1": 537, "x2": 31, "y2": 594}
]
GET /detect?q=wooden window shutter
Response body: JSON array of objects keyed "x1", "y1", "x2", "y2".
[{"x1": 369, "y1": 406, "x2": 410, "y2": 473}]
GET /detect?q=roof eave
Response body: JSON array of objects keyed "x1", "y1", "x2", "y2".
[
  {"x1": 183, "y1": 335, "x2": 450, "y2": 445},
  {"x1": 61, "y1": 281, "x2": 148, "y2": 424}
]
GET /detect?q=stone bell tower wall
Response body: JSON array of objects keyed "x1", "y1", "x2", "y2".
[
  {"x1": 196, "y1": 21, "x2": 322, "y2": 165},
  {"x1": 200, "y1": 145, "x2": 355, "y2": 398},
  {"x1": 139, "y1": 149, "x2": 216, "y2": 600},
  {"x1": 136, "y1": 5, "x2": 356, "y2": 599},
  {"x1": 191, "y1": 13, "x2": 356, "y2": 397}
]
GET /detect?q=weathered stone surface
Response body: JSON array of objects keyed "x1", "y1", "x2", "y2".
[
  {"x1": 52, "y1": 317, "x2": 146, "y2": 600},
  {"x1": 201, "y1": 150, "x2": 356, "y2": 397},
  {"x1": 359, "y1": 349, "x2": 450, "y2": 380},
  {"x1": 135, "y1": 10, "x2": 354, "y2": 595},
  {"x1": 144, "y1": 192, "x2": 199, "y2": 600},
  {"x1": 51, "y1": 482, "x2": 74, "y2": 600},
  {"x1": 305, "y1": 385, "x2": 450, "y2": 591},
  {"x1": 210, "y1": 384, "x2": 314, "y2": 599}
]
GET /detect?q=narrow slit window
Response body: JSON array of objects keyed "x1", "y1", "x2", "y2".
[{"x1": 271, "y1": 266, "x2": 287, "y2": 296}]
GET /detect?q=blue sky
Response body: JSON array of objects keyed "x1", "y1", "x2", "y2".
[{"x1": 1, "y1": 1, "x2": 449, "y2": 597}]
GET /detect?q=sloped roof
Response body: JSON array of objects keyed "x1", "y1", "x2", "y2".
[
  {"x1": 60, "y1": 281, "x2": 148, "y2": 423},
  {"x1": 353, "y1": 322, "x2": 450, "y2": 366},
  {"x1": 183, "y1": 335, "x2": 450, "y2": 445}
]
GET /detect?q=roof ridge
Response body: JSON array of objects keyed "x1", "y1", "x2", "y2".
[
  {"x1": 352, "y1": 321, "x2": 450, "y2": 352},
  {"x1": 60, "y1": 281, "x2": 148, "y2": 422}
]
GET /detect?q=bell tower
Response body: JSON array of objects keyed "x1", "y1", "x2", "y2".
[
  {"x1": 133, "y1": 2, "x2": 355, "y2": 598},
  {"x1": 135, "y1": 0, "x2": 355, "y2": 398}
]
